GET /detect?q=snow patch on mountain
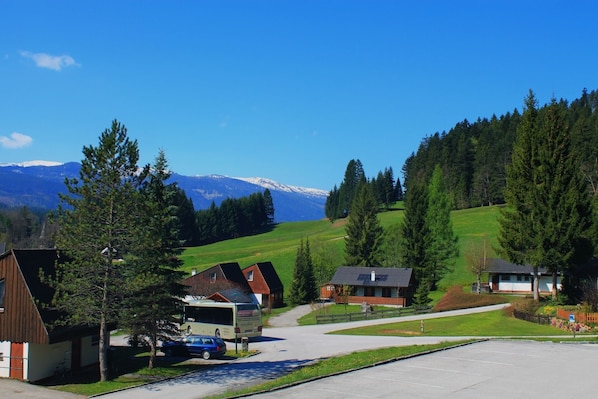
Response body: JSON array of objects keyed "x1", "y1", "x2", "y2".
[
  {"x1": 236, "y1": 177, "x2": 328, "y2": 198},
  {"x1": 0, "y1": 160, "x2": 64, "y2": 167}
]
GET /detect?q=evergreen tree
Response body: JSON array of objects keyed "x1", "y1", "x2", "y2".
[
  {"x1": 171, "y1": 187, "x2": 199, "y2": 246},
  {"x1": 344, "y1": 183, "x2": 384, "y2": 266},
  {"x1": 412, "y1": 277, "x2": 432, "y2": 307},
  {"x1": 498, "y1": 91, "x2": 541, "y2": 299},
  {"x1": 383, "y1": 167, "x2": 397, "y2": 207},
  {"x1": 498, "y1": 91, "x2": 594, "y2": 301},
  {"x1": 532, "y1": 98, "x2": 593, "y2": 299},
  {"x1": 50, "y1": 120, "x2": 147, "y2": 381},
  {"x1": 324, "y1": 159, "x2": 366, "y2": 220},
  {"x1": 325, "y1": 185, "x2": 340, "y2": 222},
  {"x1": 380, "y1": 223, "x2": 402, "y2": 267},
  {"x1": 263, "y1": 188, "x2": 275, "y2": 225},
  {"x1": 288, "y1": 238, "x2": 317, "y2": 305},
  {"x1": 399, "y1": 181, "x2": 431, "y2": 303},
  {"x1": 121, "y1": 150, "x2": 188, "y2": 369},
  {"x1": 425, "y1": 165, "x2": 459, "y2": 289}
]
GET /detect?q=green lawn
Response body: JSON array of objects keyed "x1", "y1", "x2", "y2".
[
  {"x1": 179, "y1": 204, "x2": 505, "y2": 293},
  {"x1": 331, "y1": 309, "x2": 575, "y2": 337}
]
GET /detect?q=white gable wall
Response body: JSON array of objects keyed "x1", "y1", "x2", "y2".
[
  {"x1": 497, "y1": 274, "x2": 561, "y2": 293},
  {"x1": 0, "y1": 340, "x2": 10, "y2": 378}
]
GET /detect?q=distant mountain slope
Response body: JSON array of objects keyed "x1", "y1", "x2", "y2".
[{"x1": 0, "y1": 162, "x2": 327, "y2": 222}]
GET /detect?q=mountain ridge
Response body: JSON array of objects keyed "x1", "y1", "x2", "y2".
[{"x1": 0, "y1": 161, "x2": 328, "y2": 222}]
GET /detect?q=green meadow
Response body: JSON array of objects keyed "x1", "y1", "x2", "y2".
[{"x1": 179, "y1": 204, "x2": 504, "y2": 293}]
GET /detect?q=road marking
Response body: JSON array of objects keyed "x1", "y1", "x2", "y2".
[
  {"x1": 434, "y1": 355, "x2": 513, "y2": 365},
  {"x1": 404, "y1": 364, "x2": 482, "y2": 375},
  {"x1": 363, "y1": 375, "x2": 445, "y2": 388}
]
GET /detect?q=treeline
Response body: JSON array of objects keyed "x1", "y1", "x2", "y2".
[
  {"x1": 0, "y1": 206, "x2": 56, "y2": 249},
  {"x1": 403, "y1": 88, "x2": 598, "y2": 209},
  {"x1": 0, "y1": 189, "x2": 275, "y2": 250},
  {"x1": 325, "y1": 159, "x2": 403, "y2": 221},
  {"x1": 195, "y1": 190, "x2": 275, "y2": 245}
]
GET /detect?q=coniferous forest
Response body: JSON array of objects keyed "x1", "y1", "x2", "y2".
[
  {"x1": 402, "y1": 88, "x2": 598, "y2": 209},
  {"x1": 325, "y1": 88, "x2": 598, "y2": 216}
]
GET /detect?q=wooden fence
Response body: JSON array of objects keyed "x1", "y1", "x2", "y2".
[
  {"x1": 315, "y1": 306, "x2": 431, "y2": 324},
  {"x1": 556, "y1": 308, "x2": 598, "y2": 324},
  {"x1": 513, "y1": 310, "x2": 551, "y2": 325}
]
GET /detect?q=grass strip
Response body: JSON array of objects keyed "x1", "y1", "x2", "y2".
[{"x1": 331, "y1": 310, "x2": 576, "y2": 337}]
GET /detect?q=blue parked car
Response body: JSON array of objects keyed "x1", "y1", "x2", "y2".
[{"x1": 161, "y1": 335, "x2": 227, "y2": 359}]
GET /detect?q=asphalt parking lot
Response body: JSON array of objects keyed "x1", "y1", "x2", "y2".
[{"x1": 248, "y1": 339, "x2": 598, "y2": 399}]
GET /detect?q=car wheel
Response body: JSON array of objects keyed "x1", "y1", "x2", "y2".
[
  {"x1": 214, "y1": 329, "x2": 221, "y2": 338},
  {"x1": 202, "y1": 350, "x2": 211, "y2": 360}
]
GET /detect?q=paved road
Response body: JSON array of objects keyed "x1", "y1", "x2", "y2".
[
  {"x1": 11, "y1": 303, "x2": 589, "y2": 399},
  {"x1": 248, "y1": 339, "x2": 598, "y2": 399},
  {"x1": 98, "y1": 304, "x2": 508, "y2": 398}
]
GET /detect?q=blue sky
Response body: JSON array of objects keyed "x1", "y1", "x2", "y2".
[{"x1": 1, "y1": 1, "x2": 597, "y2": 190}]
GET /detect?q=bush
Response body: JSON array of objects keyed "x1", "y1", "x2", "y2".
[{"x1": 433, "y1": 286, "x2": 509, "y2": 312}]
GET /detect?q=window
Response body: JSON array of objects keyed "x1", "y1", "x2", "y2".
[
  {"x1": 0, "y1": 278, "x2": 5, "y2": 310},
  {"x1": 500, "y1": 274, "x2": 511, "y2": 281},
  {"x1": 364, "y1": 287, "x2": 375, "y2": 297},
  {"x1": 247, "y1": 271, "x2": 253, "y2": 281},
  {"x1": 210, "y1": 272, "x2": 217, "y2": 283},
  {"x1": 382, "y1": 287, "x2": 391, "y2": 297}
]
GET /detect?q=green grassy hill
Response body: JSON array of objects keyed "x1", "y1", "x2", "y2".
[{"x1": 179, "y1": 205, "x2": 503, "y2": 294}]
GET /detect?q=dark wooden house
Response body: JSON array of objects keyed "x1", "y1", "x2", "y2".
[
  {"x1": 0, "y1": 249, "x2": 99, "y2": 381},
  {"x1": 182, "y1": 262, "x2": 254, "y2": 300},
  {"x1": 330, "y1": 266, "x2": 414, "y2": 306},
  {"x1": 242, "y1": 262, "x2": 284, "y2": 308}
]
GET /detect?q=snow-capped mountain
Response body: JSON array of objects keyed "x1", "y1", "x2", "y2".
[{"x1": 0, "y1": 162, "x2": 328, "y2": 222}]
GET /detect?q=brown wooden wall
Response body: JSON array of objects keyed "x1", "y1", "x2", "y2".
[
  {"x1": 244, "y1": 264, "x2": 270, "y2": 294},
  {"x1": 0, "y1": 253, "x2": 49, "y2": 344}
]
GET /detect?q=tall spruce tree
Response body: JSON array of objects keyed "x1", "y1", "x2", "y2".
[
  {"x1": 344, "y1": 183, "x2": 384, "y2": 266},
  {"x1": 499, "y1": 91, "x2": 593, "y2": 301},
  {"x1": 51, "y1": 120, "x2": 147, "y2": 381},
  {"x1": 399, "y1": 181, "x2": 431, "y2": 303},
  {"x1": 121, "y1": 150, "x2": 188, "y2": 369},
  {"x1": 288, "y1": 238, "x2": 317, "y2": 305},
  {"x1": 425, "y1": 165, "x2": 459, "y2": 289},
  {"x1": 498, "y1": 91, "x2": 541, "y2": 299}
]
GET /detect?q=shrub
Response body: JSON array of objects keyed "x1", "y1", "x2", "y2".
[{"x1": 433, "y1": 286, "x2": 509, "y2": 312}]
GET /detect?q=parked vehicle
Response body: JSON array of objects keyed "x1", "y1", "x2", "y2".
[
  {"x1": 181, "y1": 300, "x2": 262, "y2": 340},
  {"x1": 161, "y1": 335, "x2": 227, "y2": 359}
]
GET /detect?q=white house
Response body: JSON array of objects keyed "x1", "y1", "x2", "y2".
[{"x1": 486, "y1": 259, "x2": 561, "y2": 294}]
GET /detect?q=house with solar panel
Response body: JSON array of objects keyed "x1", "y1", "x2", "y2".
[{"x1": 330, "y1": 266, "x2": 414, "y2": 307}]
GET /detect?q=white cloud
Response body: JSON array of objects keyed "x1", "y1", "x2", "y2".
[
  {"x1": 0, "y1": 132, "x2": 33, "y2": 149},
  {"x1": 19, "y1": 50, "x2": 79, "y2": 71}
]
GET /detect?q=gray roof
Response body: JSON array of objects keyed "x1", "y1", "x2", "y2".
[
  {"x1": 486, "y1": 258, "x2": 551, "y2": 275},
  {"x1": 330, "y1": 266, "x2": 413, "y2": 288}
]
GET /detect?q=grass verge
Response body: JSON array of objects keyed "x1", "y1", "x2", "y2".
[{"x1": 331, "y1": 309, "x2": 578, "y2": 336}]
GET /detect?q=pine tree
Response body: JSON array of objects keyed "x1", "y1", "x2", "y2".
[
  {"x1": 498, "y1": 91, "x2": 541, "y2": 299},
  {"x1": 51, "y1": 120, "x2": 147, "y2": 381},
  {"x1": 399, "y1": 181, "x2": 431, "y2": 302},
  {"x1": 344, "y1": 183, "x2": 384, "y2": 266},
  {"x1": 498, "y1": 91, "x2": 594, "y2": 301},
  {"x1": 263, "y1": 188, "x2": 275, "y2": 225},
  {"x1": 288, "y1": 238, "x2": 317, "y2": 305},
  {"x1": 121, "y1": 150, "x2": 188, "y2": 369},
  {"x1": 425, "y1": 165, "x2": 459, "y2": 289}
]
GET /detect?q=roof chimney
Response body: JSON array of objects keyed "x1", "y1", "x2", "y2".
[
  {"x1": 192, "y1": 268, "x2": 197, "y2": 276},
  {"x1": 371, "y1": 270, "x2": 376, "y2": 281}
]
